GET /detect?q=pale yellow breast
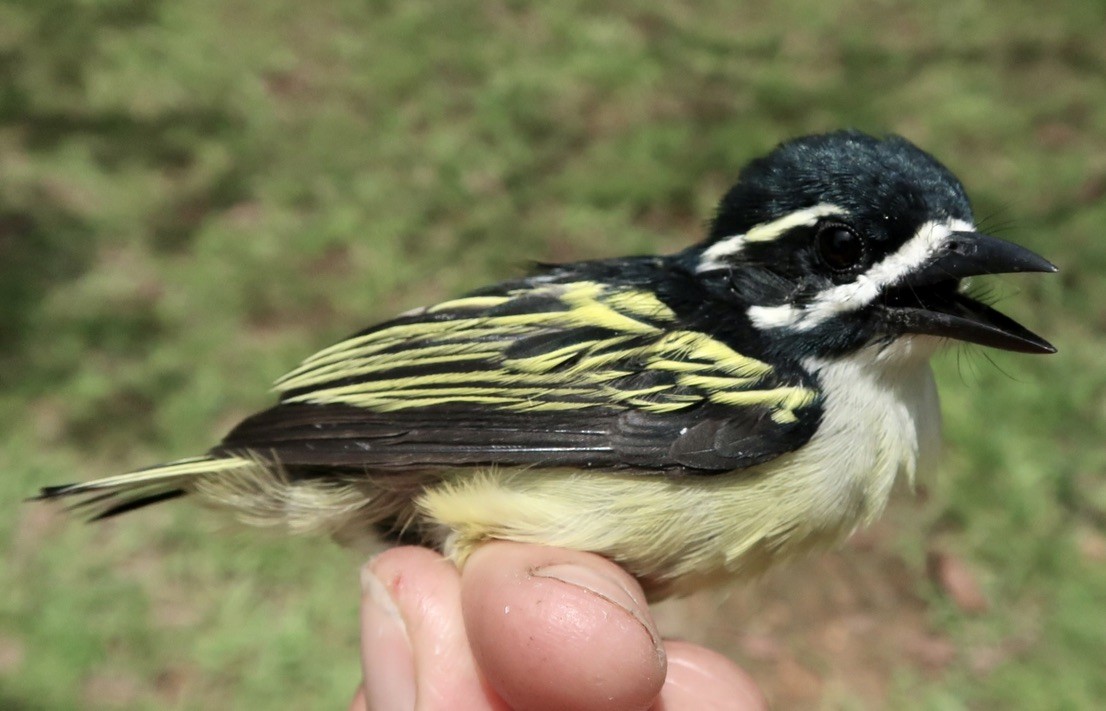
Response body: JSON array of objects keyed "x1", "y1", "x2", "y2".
[{"x1": 418, "y1": 342, "x2": 942, "y2": 599}]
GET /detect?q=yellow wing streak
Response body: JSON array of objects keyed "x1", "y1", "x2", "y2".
[
  {"x1": 426, "y1": 296, "x2": 513, "y2": 313},
  {"x1": 646, "y1": 359, "x2": 714, "y2": 373},
  {"x1": 298, "y1": 385, "x2": 597, "y2": 400},
  {"x1": 502, "y1": 338, "x2": 628, "y2": 373},
  {"x1": 708, "y1": 386, "x2": 817, "y2": 410},
  {"x1": 598, "y1": 289, "x2": 678, "y2": 321},
  {"x1": 278, "y1": 346, "x2": 503, "y2": 391},
  {"x1": 653, "y1": 332, "x2": 773, "y2": 378},
  {"x1": 276, "y1": 281, "x2": 817, "y2": 421},
  {"x1": 286, "y1": 371, "x2": 631, "y2": 401},
  {"x1": 363, "y1": 396, "x2": 569, "y2": 412},
  {"x1": 281, "y1": 317, "x2": 561, "y2": 375},
  {"x1": 503, "y1": 400, "x2": 596, "y2": 412},
  {"x1": 279, "y1": 282, "x2": 662, "y2": 384},
  {"x1": 555, "y1": 302, "x2": 663, "y2": 335},
  {"x1": 674, "y1": 374, "x2": 760, "y2": 391},
  {"x1": 281, "y1": 283, "x2": 668, "y2": 381}
]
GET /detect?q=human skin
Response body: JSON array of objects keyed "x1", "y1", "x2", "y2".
[{"x1": 350, "y1": 543, "x2": 767, "y2": 711}]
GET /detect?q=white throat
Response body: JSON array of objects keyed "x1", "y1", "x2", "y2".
[{"x1": 797, "y1": 337, "x2": 942, "y2": 527}]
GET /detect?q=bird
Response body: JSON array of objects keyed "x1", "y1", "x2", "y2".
[{"x1": 35, "y1": 130, "x2": 1056, "y2": 599}]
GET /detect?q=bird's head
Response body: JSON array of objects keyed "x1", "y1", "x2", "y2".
[{"x1": 691, "y1": 131, "x2": 1056, "y2": 361}]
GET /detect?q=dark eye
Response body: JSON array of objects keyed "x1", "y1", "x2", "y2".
[{"x1": 816, "y1": 223, "x2": 865, "y2": 272}]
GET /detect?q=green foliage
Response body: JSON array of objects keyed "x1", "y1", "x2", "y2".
[{"x1": 2, "y1": 0, "x2": 1104, "y2": 708}]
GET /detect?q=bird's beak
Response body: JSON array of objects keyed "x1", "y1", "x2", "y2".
[{"x1": 883, "y1": 231, "x2": 1057, "y2": 354}]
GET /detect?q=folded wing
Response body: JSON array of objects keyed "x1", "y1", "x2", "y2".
[{"x1": 219, "y1": 279, "x2": 822, "y2": 474}]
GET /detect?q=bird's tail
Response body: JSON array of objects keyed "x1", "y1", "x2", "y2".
[{"x1": 32, "y1": 455, "x2": 258, "y2": 521}]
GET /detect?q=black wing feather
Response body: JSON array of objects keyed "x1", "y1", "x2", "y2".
[
  {"x1": 216, "y1": 261, "x2": 823, "y2": 476},
  {"x1": 217, "y1": 402, "x2": 815, "y2": 473}
]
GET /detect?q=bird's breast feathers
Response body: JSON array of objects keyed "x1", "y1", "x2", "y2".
[{"x1": 418, "y1": 339, "x2": 940, "y2": 598}]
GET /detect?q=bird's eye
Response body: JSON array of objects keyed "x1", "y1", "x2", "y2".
[{"x1": 816, "y1": 223, "x2": 865, "y2": 272}]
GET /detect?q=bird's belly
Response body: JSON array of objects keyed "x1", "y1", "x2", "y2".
[{"x1": 417, "y1": 349, "x2": 941, "y2": 599}]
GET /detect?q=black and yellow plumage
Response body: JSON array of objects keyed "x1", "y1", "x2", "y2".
[
  {"x1": 240, "y1": 273, "x2": 820, "y2": 468},
  {"x1": 36, "y1": 131, "x2": 1056, "y2": 598}
]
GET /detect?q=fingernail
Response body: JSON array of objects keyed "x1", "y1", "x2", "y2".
[
  {"x1": 532, "y1": 563, "x2": 662, "y2": 651},
  {"x1": 361, "y1": 563, "x2": 417, "y2": 710}
]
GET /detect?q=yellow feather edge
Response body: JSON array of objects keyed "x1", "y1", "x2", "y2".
[{"x1": 275, "y1": 280, "x2": 816, "y2": 421}]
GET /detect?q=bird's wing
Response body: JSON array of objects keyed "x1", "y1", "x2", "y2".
[{"x1": 217, "y1": 279, "x2": 822, "y2": 473}]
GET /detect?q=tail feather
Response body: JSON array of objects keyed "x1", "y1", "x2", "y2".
[
  {"x1": 35, "y1": 452, "x2": 391, "y2": 538},
  {"x1": 88, "y1": 489, "x2": 188, "y2": 520},
  {"x1": 34, "y1": 455, "x2": 256, "y2": 520}
]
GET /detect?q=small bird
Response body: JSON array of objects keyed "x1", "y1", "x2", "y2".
[{"x1": 37, "y1": 130, "x2": 1056, "y2": 599}]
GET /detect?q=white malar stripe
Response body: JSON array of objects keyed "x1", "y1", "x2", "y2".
[
  {"x1": 747, "y1": 303, "x2": 804, "y2": 329},
  {"x1": 747, "y1": 218, "x2": 975, "y2": 331},
  {"x1": 697, "y1": 203, "x2": 847, "y2": 273}
]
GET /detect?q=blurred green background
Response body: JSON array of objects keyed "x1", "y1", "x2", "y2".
[{"x1": 2, "y1": 0, "x2": 1104, "y2": 708}]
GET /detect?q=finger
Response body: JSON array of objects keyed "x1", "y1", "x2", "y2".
[
  {"x1": 362, "y1": 546, "x2": 505, "y2": 711},
  {"x1": 654, "y1": 641, "x2": 767, "y2": 711},
  {"x1": 349, "y1": 685, "x2": 368, "y2": 711},
  {"x1": 360, "y1": 552, "x2": 416, "y2": 710},
  {"x1": 360, "y1": 552, "x2": 415, "y2": 707},
  {"x1": 461, "y1": 541, "x2": 666, "y2": 711}
]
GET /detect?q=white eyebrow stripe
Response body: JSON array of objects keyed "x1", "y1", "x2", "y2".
[
  {"x1": 745, "y1": 203, "x2": 848, "y2": 243},
  {"x1": 697, "y1": 203, "x2": 847, "y2": 273},
  {"x1": 747, "y1": 218, "x2": 975, "y2": 331}
]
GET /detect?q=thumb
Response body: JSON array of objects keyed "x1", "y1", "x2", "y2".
[{"x1": 461, "y1": 542, "x2": 666, "y2": 711}]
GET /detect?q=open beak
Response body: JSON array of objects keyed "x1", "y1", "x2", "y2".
[{"x1": 883, "y1": 231, "x2": 1057, "y2": 354}]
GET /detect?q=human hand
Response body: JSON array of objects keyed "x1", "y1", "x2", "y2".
[{"x1": 349, "y1": 543, "x2": 766, "y2": 711}]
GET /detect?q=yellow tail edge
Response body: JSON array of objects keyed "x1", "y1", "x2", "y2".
[{"x1": 33, "y1": 454, "x2": 256, "y2": 520}]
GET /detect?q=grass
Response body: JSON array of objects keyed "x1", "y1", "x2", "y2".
[{"x1": 2, "y1": 0, "x2": 1105, "y2": 708}]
